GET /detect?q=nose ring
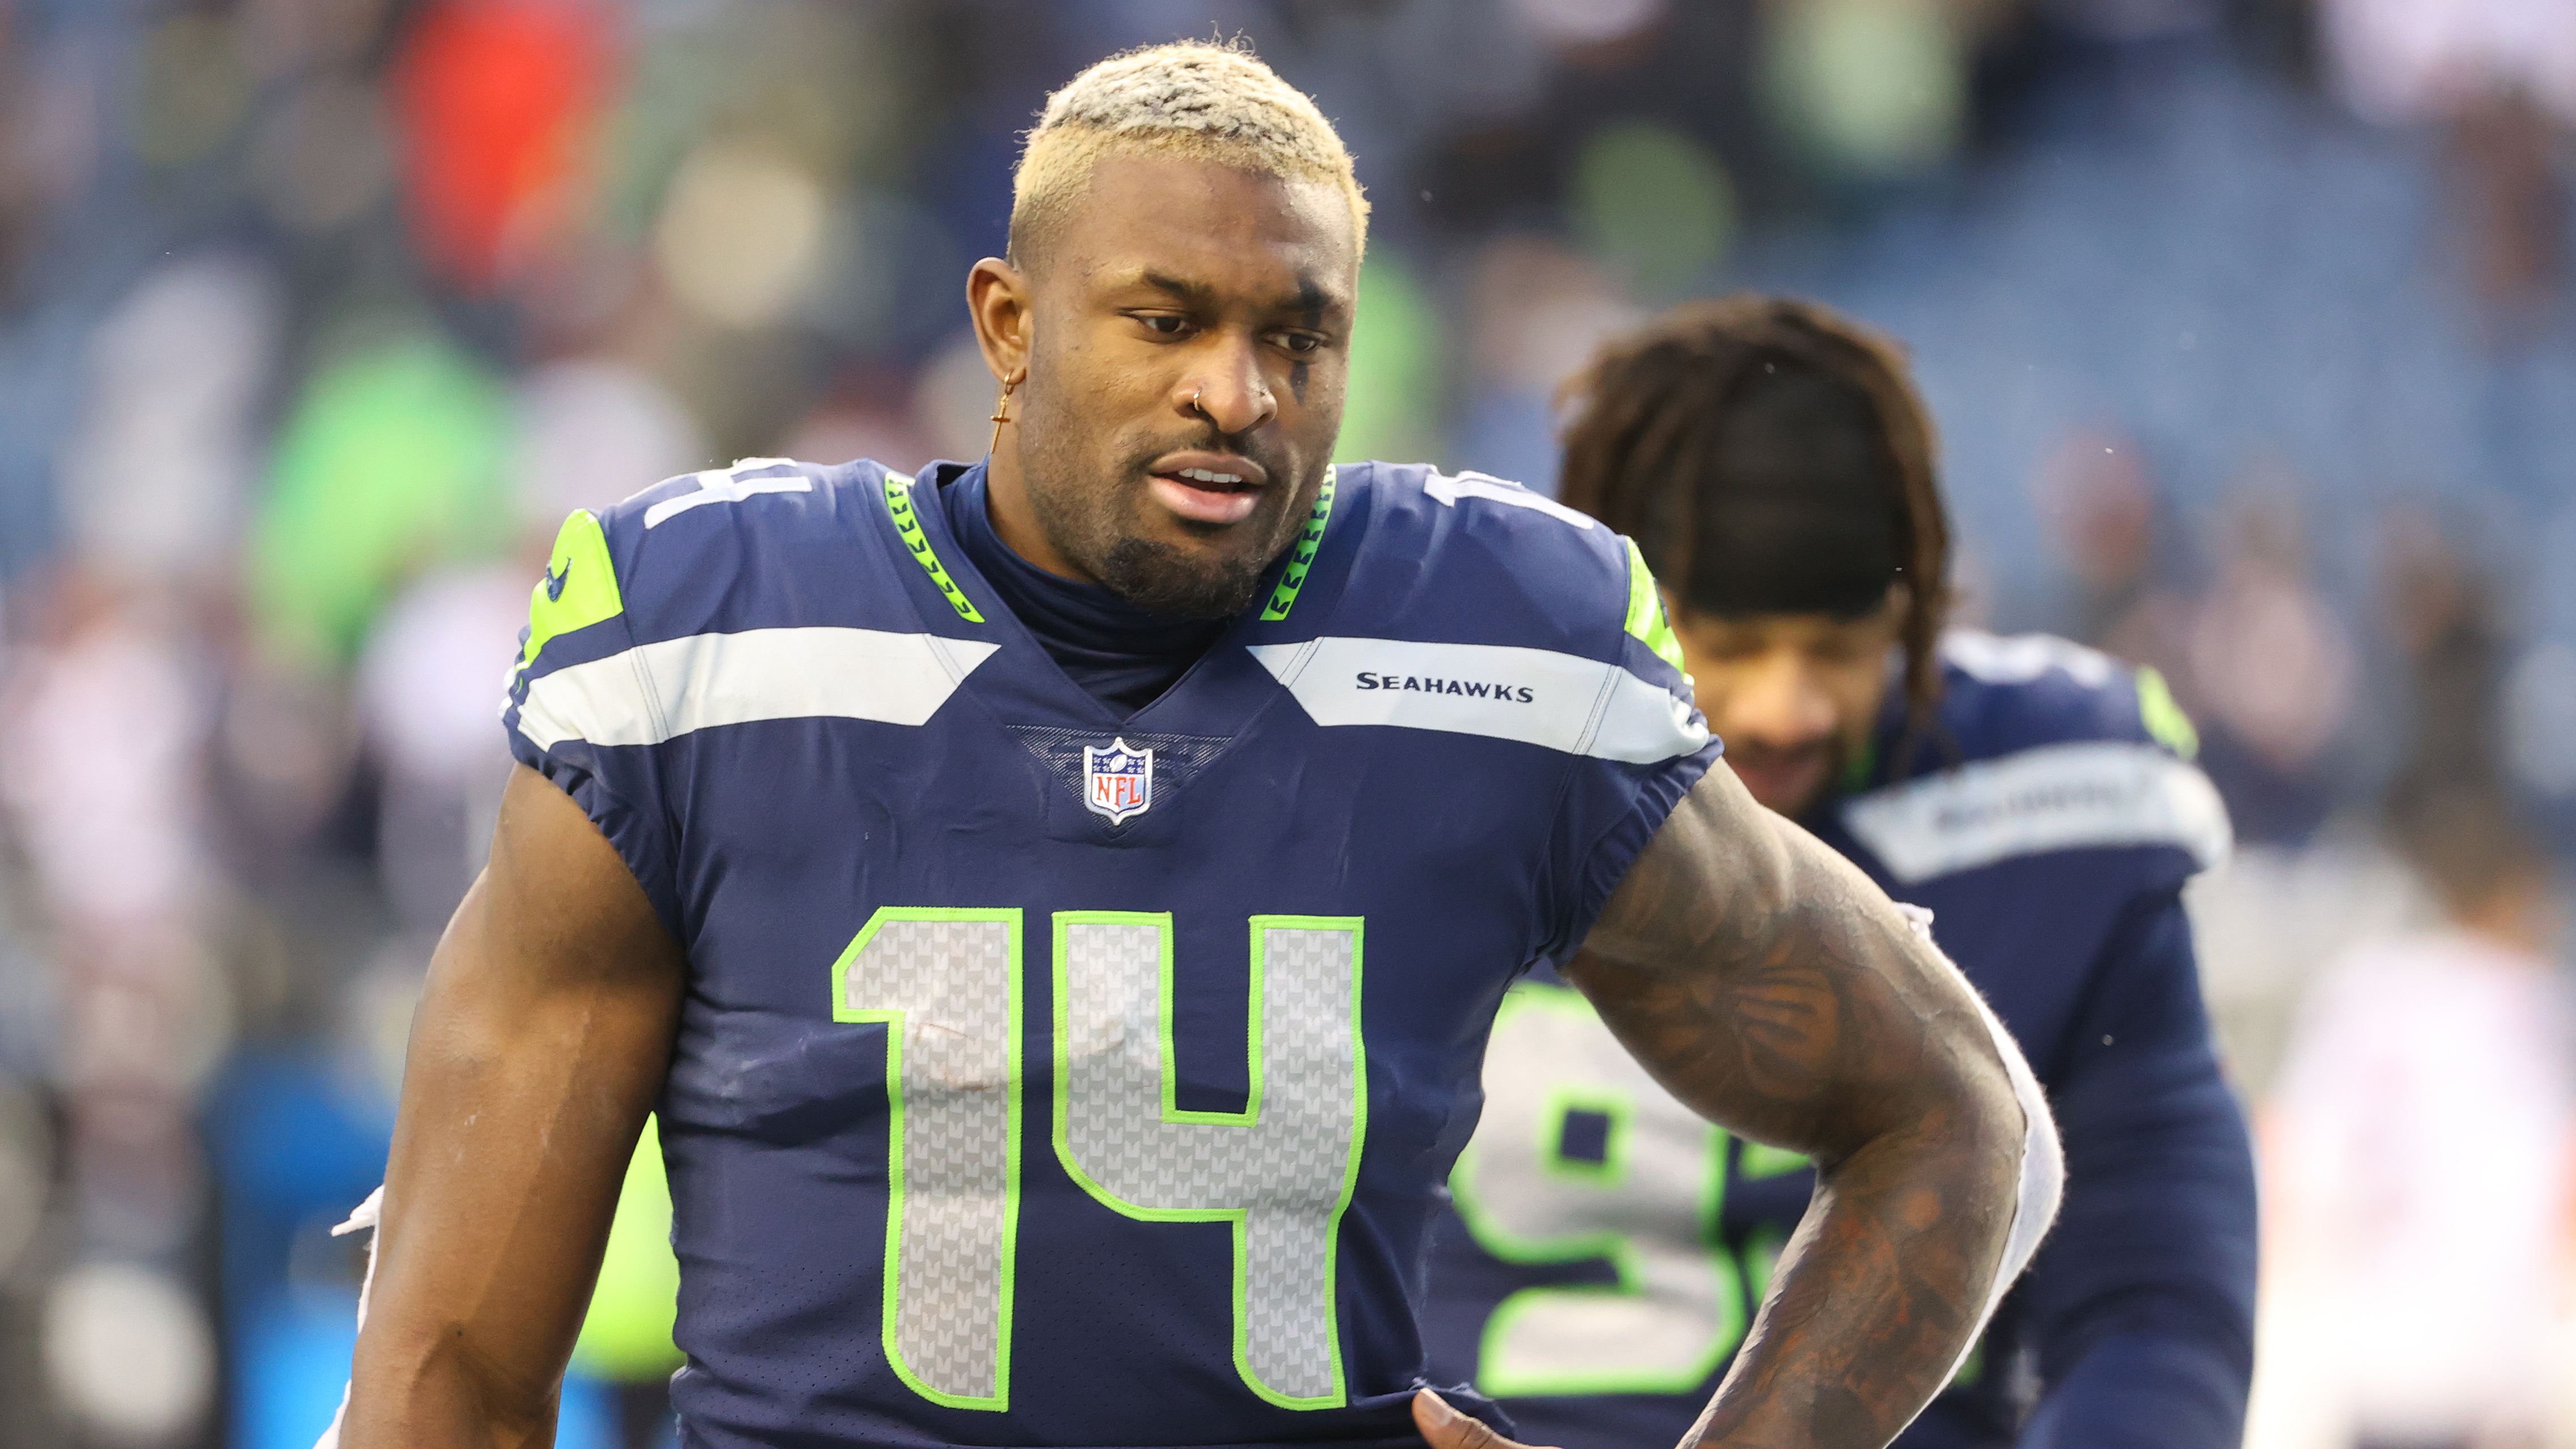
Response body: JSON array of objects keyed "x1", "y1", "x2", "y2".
[{"x1": 1190, "y1": 387, "x2": 1204, "y2": 415}]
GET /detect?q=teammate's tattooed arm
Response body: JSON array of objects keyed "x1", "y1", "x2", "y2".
[
  {"x1": 340, "y1": 765, "x2": 686, "y2": 1449},
  {"x1": 1417, "y1": 762, "x2": 2050, "y2": 1449}
]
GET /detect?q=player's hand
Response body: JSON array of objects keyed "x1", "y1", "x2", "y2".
[{"x1": 1411, "y1": 1388, "x2": 1558, "y2": 1449}]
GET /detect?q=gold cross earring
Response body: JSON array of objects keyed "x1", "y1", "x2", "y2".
[{"x1": 988, "y1": 370, "x2": 1023, "y2": 457}]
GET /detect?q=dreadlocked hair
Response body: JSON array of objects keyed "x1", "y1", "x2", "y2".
[{"x1": 1556, "y1": 293, "x2": 1953, "y2": 758}]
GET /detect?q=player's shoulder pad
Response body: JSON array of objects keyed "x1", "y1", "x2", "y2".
[
  {"x1": 1277, "y1": 462, "x2": 1702, "y2": 767},
  {"x1": 518, "y1": 457, "x2": 899, "y2": 677},
  {"x1": 1840, "y1": 629, "x2": 2230, "y2": 884},
  {"x1": 1339, "y1": 462, "x2": 1687, "y2": 678}
]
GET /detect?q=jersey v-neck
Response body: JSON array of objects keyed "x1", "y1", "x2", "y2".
[
  {"x1": 877, "y1": 459, "x2": 1324, "y2": 740},
  {"x1": 937, "y1": 462, "x2": 1226, "y2": 718}
]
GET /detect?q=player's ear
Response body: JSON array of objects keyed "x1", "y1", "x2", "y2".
[{"x1": 966, "y1": 257, "x2": 1033, "y2": 387}]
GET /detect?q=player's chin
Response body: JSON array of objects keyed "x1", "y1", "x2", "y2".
[{"x1": 1096, "y1": 533, "x2": 1269, "y2": 620}]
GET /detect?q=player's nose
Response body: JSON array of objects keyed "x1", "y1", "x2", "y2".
[{"x1": 1176, "y1": 333, "x2": 1277, "y2": 437}]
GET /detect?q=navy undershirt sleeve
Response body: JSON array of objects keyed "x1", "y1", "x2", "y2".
[{"x1": 2009, "y1": 887, "x2": 2257, "y2": 1449}]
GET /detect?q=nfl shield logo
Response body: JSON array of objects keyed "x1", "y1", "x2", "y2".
[{"x1": 1083, "y1": 738, "x2": 1154, "y2": 825}]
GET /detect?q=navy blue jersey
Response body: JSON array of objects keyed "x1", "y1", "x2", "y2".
[
  {"x1": 1419, "y1": 632, "x2": 2258, "y2": 1449},
  {"x1": 501, "y1": 458, "x2": 1720, "y2": 1449}
]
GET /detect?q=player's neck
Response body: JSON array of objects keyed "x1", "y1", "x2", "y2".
[
  {"x1": 941, "y1": 461, "x2": 1226, "y2": 717},
  {"x1": 983, "y1": 441, "x2": 1095, "y2": 585}
]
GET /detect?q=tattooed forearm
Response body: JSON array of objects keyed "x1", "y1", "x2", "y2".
[{"x1": 1566, "y1": 764, "x2": 2029, "y2": 1449}]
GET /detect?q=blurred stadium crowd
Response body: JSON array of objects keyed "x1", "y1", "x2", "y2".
[{"x1": 0, "y1": 0, "x2": 2570, "y2": 1446}]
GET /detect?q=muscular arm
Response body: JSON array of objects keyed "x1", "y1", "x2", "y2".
[
  {"x1": 340, "y1": 765, "x2": 686, "y2": 1449},
  {"x1": 1567, "y1": 765, "x2": 2053, "y2": 1448}
]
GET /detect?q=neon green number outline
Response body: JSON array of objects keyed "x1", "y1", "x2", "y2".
[
  {"x1": 1537, "y1": 1083, "x2": 1633, "y2": 1186},
  {"x1": 1450, "y1": 983, "x2": 1746, "y2": 1397},
  {"x1": 829, "y1": 906, "x2": 1022, "y2": 1412},
  {"x1": 1738, "y1": 1140, "x2": 1811, "y2": 1181},
  {"x1": 1050, "y1": 911, "x2": 1368, "y2": 1410}
]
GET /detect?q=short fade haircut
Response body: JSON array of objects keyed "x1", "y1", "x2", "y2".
[
  {"x1": 1556, "y1": 295, "x2": 1952, "y2": 748},
  {"x1": 1009, "y1": 39, "x2": 1370, "y2": 271}
]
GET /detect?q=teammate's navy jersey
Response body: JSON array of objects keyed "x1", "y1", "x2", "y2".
[
  {"x1": 502, "y1": 458, "x2": 1720, "y2": 1449},
  {"x1": 1420, "y1": 633, "x2": 2259, "y2": 1449}
]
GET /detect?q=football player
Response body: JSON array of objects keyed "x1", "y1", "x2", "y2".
[
  {"x1": 324, "y1": 47, "x2": 2062, "y2": 1449},
  {"x1": 1420, "y1": 296, "x2": 2257, "y2": 1449}
]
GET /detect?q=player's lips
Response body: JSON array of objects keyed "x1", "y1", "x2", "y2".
[{"x1": 1146, "y1": 451, "x2": 1268, "y2": 526}]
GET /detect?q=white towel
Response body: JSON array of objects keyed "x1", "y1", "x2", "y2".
[{"x1": 310, "y1": 1185, "x2": 385, "y2": 1449}]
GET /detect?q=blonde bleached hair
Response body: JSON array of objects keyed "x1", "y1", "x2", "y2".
[{"x1": 1009, "y1": 39, "x2": 1370, "y2": 270}]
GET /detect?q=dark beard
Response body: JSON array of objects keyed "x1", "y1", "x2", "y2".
[{"x1": 1094, "y1": 535, "x2": 1266, "y2": 620}]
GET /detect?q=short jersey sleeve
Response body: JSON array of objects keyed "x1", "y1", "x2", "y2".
[
  {"x1": 1533, "y1": 519, "x2": 1723, "y2": 962},
  {"x1": 501, "y1": 505, "x2": 685, "y2": 936},
  {"x1": 1328, "y1": 464, "x2": 1725, "y2": 964},
  {"x1": 1291, "y1": 464, "x2": 1723, "y2": 964},
  {"x1": 1841, "y1": 632, "x2": 2234, "y2": 896}
]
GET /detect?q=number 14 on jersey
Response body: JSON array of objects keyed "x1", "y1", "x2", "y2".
[{"x1": 830, "y1": 907, "x2": 1366, "y2": 1414}]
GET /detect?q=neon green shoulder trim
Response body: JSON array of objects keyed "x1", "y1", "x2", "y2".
[
  {"x1": 2135, "y1": 666, "x2": 2199, "y2": 760},
  {"x1": 522, "y1": 509, "x2": 624, "y2": 671},
  {"x1": 1620, "y1": 536, "x2": 1686, "y2": 674},
  {"x1": 882, "y1": 472, "x2": 985, "y2": 624},
  {"x1": 1260, "y1": 466, "x2": 1336, "y2": 622}
]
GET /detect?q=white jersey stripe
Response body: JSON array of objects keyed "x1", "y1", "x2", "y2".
[
  {"x1": 1247, "y1": 638, "x2": 1710, "y2": 764},
  {"x1": 1840, "y1": 740, "x2": 2232, "y2": 883},
  {"x1": 1421, "y1": 469, "x2": 1598, "y2": 530},
  {"x1": 514, "y1": 627, "x2": 1001, "y2": 750},
  {"x1": 641, "y1": 459, "x2": 812, "y2": 527},
  {"x1": 1939, "y1": 628, "x2": 2122, "y2": 688}
]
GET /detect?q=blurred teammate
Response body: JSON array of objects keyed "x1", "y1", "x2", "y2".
[
  {"x1": 322, "y1": 46, "x2": 2059, "y2": 1449},
  {"x1": 1422, "y1": 297, "x2": 2257, "y2": 1449}
]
